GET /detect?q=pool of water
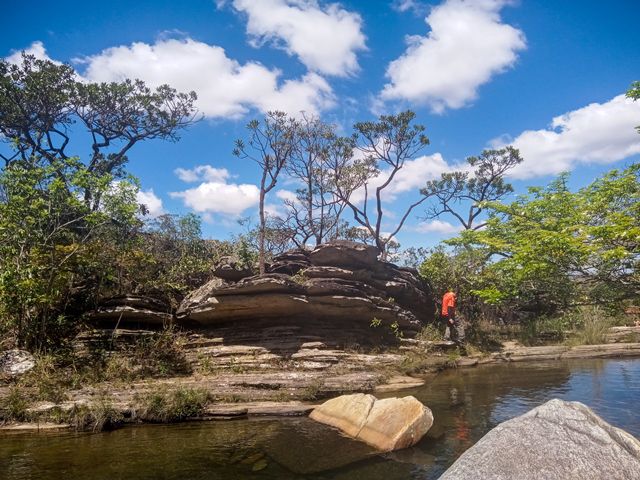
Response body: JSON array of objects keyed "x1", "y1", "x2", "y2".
[{"x1": 2, "y1": 358, "x2": 639, "y2": 479}]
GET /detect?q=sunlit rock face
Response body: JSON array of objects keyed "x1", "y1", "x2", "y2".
[
  {"x1": 309, "y1": 393, "x2": 434, "y2": 452},
  {"x1": 440, "y1": 399, "x2": 640, "y2": 480},
  {"x1": 176, "y1": 241, "x2": 434, "y2": 334}
]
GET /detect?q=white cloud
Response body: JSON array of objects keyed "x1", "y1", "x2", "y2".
[
  {"x1": 380, "y1": 0, "x2": 526, "y2": 113},
  {"x1": 137, "y1": 189, "x2": 165, "y2": 217},
  {"x1": 170, "y1": 182, "x2": 259, "y2": 216},
  {"x1": 414, "y1": 219, "x2": 461, "y2": 234},
  {"x1": 174, "y1": 165, "x2": 231, "y2": 183},
  {"x1": 276, "y1": 189, "x2": 299, "y2": 203},
  {"x1": 495, "y1": 94, "x2": 640, "y2": 179},
  {"x1": 78, "y1": 38, "x2": 335, "y2": 118},
  {"x1": 264, "y1": 202, "x2": 285, "y2": 217},
  {"x1": 352, "y1": 153, "x2": 455, "y2": 204},
  {"x1": 392, "y1": 0, "x2": 428, "y2": 15},
  {"x1": 230, "y1": 0, "x2": 366, "y2": 77},
  {"x1": 5, "y1": 41, "x2": 61, "y2": 65}
]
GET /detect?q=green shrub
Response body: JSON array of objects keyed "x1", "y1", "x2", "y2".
[
  {"x1": 136, "y1": 386, "x2": 209, "y2": 423},
  {"x1": 0, "y1": 386, "x2": 30, "y2": 422}
]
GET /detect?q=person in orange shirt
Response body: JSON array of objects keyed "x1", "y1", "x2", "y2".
[{"x1": 442, "y1": 287, "x2": 465, "y2": 346}]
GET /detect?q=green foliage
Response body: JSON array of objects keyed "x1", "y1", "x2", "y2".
[
  {"x1": 422, "y1": 146, "x2": 523, "y2": 230},
  {"x1": 419, "y1": 245, "x2": 492, "y2": 320},
  {"x1": 0, "y1": 55, "x2": 198, "y2": 351},
  {"x1": 0, "y1": 386, "x2": 30, "y2": 422},
  {"x1": 370, "y1": 317, "x2": 382, "y2": 328},
  {"x1": 65, "y1": 394, "x2": 124, "y2": 432},
  {"x1": 0, "y1": 158, "x2": 142, "y2": 349},
  {"x1": 0, "y1": 54, "x2": 197, "y2": 175},
  {"x1": 416, "y1": 324, "x2": 443, "y2": 343},
  {"x1": 564, "y1": 306, "x2": 615, "y2": 346},
  {"x1": 136, "y1": 386, "x2": 210, "y2": 423},
  {"x1": 446, "y1": 165, "x2": 640, "y2": 314},
  {"x1": 627, "y1": 80, "x2": 640, "y2": 133}
]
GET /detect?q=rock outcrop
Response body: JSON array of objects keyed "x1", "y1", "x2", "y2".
[
  {"x1": 0, "y1": 349, "x2": 35, "y2": 377},
  {"x1": 177, "y1": 241, "x2": 434, "y2": 333},
  {"x1": 440, "y1": 399, "x2": 640, "y2": 480},
  {"x1": 89, "y1": 295, "x2": 173, "y2": 327},
  {"x1": 309, "y1": 393, "x2": 433, "y2": 451}
]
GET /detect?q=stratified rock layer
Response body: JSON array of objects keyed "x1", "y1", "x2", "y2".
[
  {"x1": 440, "y1": 398, "x2": 640, "y2": 480},
  {"x1": 89, "y1": 295, "x2": 173, "y2": 327},
  {"x1": 309, "y1": 393, "x2": 433, "y2": 452},
  {"x1": 177, "y1": 241, "x2": 434, "y2": 332}
]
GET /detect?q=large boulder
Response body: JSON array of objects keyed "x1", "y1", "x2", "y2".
[
  {"x1": 212, "y1": 256, "x2": 254, "y2": 282},
  {"x1": 309, "y1": 393, "x2": 433, "y2": 452},
  {"x1": 309, "y1": 240, "x2": 379, "y2": 269},
  {"x1": 0, "y1": 349, "x2": 35, "y2": 377},
  {"x1": 440, "y1": 399, "x2": 640, "y2": 480}
]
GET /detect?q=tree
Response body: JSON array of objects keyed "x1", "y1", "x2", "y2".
[
  {"x1": 233, "y1": 111, "x2": 297, "y2": 274},
  {"x1": 279, "y1": 114, "x2": 350, "y2": 248},
  {"x1": 0, "y1": 54, "x2": 198, "y2": 208},
  {"x1": 449, "y1": 164, "x2": 640, "y2": 313},
  {"x1": 0, "y1": 54, "x2": 199, "y2": 349},
  {"x1": 331, "y1": 111, "x2": 431, "y2": 260},
  {"x1": 627, "y1": 80, "x2": 640, "y2": 133},
  {"x1": 0, "y1": 157, "x2": 141, "y2": 348},
  {"x1": 422, "y1": 147, "x2": 523, "y2": 230}
]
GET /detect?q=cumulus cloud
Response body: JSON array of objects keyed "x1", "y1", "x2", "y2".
[
  {"x1": 495, "y1": 94, "x2": 640, "y2": 179},
  {"x1": 78, "y1": 38, "x2": 335, "y2": 118},
  {"x1": 414, "y1": 219, "x2": 461, "y2": 234},
  {"x1": 137, "y1": 189, "x2": 165, "y2": 217},
  {"x1": 351, "y1": 153, "x2": 455, "y2": 204},
  {"x1": 392, "y1": 0, "x2": 428, "y2": 15},
  {"x1": 275, "y1": 189, "x2": 299, "y2": 203},
  {"x1": 174, "y1": 165, "x2": 231, "y2": 183},
  {"x1": 380, "y1": 0, "x2": 526, "y2": 113},
  {"x1": 170, "y1": 164, "x2": 259, "y2": 216},
  {"x1": 170, "y1": 182, "x2": 259, "y2": 216},
  {"x1": 229, "y1": 0, "x2": 366, "y2": 77},
  {"x1": 5, "y1": 41, "x2": 61, "y2": 65}
]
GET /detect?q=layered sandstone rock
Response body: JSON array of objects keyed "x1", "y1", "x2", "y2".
[
  {"x1": 309, "y1": 393, "x2": 433, "y2": 451},
  {"x1": 89, "y1": 295, "x2": 173, "y2": 327},
  {"x1": 177, "y1": 241, "x2": 434, "y2": 332}
]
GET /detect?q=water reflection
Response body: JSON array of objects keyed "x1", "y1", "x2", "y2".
[{"x1": 1, "y1": 358, "x2": 638, "y2": 480}]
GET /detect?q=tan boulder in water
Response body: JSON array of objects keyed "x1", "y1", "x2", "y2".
[{"x1": 309, "y1": 393, "x2": 433, "y2": 452}]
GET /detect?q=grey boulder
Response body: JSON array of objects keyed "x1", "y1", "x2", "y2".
[
  {"x1": 0, "y1": 349, "x2": 35, "y2": 377},
  {"x1": 440, "y1": 398, "x2": 640, "y2": 480}
]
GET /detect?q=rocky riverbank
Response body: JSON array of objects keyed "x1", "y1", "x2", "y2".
[
  {"x1": 2, "y1": 241, "x2": 640, "y2": 431},
  {"x1": 3, "y1": 330, "x2": 640, "y2": 431}
]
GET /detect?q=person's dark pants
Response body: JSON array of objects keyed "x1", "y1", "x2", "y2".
[{"x1": 443, "y1": 309, "x2": 465, "y2": 344}]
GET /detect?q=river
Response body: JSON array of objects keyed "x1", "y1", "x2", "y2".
[{"x1": 2, "y1": 358, "x2": 639, "y2": 479}]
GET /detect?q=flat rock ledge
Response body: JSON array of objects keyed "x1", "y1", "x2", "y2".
[
  {"x1": 309, "y1": 393, "x2": 433, "y2": 452},
  {"x1": 440, "y1": 398, "x2": 640, "y2": 480}
]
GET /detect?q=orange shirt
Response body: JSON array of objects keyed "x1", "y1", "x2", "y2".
[{"x1": 442, "y1": 291, "x2": 456, "y2": 316}]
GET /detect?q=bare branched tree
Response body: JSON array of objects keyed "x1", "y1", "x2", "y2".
[
  {"x1": 422, "y1": 146, "x2": 523, "y2": 230},
  {"x1": 233, "y1": 111, "x2": 297, "y2": 274},
  {"x1": 280, "y1": 114, "x2": 354, "y2": 248},
  {"x1": 331, "y1": 110, "x2": 432, "y2": 260},
  {"x1": 0, "y1": 54, "x2": 199, "y2": 210}
]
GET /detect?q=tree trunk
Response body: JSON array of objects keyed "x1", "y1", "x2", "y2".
[{"x1": 258, "y1": 189, "x2": 266, "y2": 275}]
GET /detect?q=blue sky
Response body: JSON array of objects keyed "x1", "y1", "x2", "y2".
[{"x1": 3, "y1": 0, "x2": 640, "y2": 248}]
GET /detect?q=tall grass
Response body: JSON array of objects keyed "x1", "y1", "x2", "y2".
[
  {"x1": 566, "y1": 306, "x2": 613, "y2": 346},
  {"x1": 135, "y1": 386, "x2": 209, "y2": 423}
]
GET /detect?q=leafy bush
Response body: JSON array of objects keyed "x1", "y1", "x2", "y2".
[{"x1": 136, "y1": 386, "x2": 209, "y2": 423}]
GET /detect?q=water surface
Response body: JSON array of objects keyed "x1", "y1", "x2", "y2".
[{"x1": 1, "y1": 358, "x2": 639, "y2": 479}]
